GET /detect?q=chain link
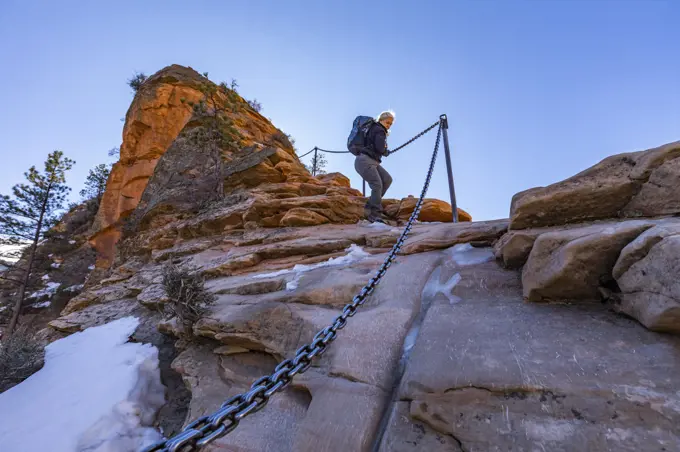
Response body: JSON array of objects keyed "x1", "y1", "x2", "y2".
[
  {"x1": 296, "y1": 120, "x2": 440, "y2": 159},
  {"x1": 388, "y1": 120, "x2": 440, "y2": 155},
  {"x1": 143, "y1": 119, "x2": 444, "y2": 452}
]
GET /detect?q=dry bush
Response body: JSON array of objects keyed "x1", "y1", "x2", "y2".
[
  {"x1": 0, "y1": 328, "x2": 45, "y2": 393},
  {"x1": 161, "y1": 264, "x2": 215, "y2": 335}
]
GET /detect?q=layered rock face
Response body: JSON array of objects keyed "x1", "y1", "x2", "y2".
[
  {"x1": 89, "y1": 65, "x2": 469, "y2": 268},
  {"x1": 39, "y1": 65, "x2": 680, "y2": 451},
  {"x1": 90, "y1": 66, "x2": 207, "y2": 267},
  {"x1": 498, "y1": 140, "x2": 680, "y2": 335},
  {"x1": 509, "y1": 140, "x2": 680, "y2": 230}
]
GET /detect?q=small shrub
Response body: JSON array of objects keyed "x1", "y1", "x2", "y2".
[
  {"x1": 247, "y1": 99, "x2": 262, "y2": 112},
  {"x1": 127, "y1": 72, "x2": 148, "y2": 93},
  {"x1": 286, "y1": 134, "x2": 296, "y2": 147},
  {"x1": 0, "y1": 328, "x2": 45, "y2": 393},
  {"x1": 161, "y1": 264, "x2": 215, "y2": 336}
]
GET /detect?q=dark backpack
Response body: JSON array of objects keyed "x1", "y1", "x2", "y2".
[{"x1": 347, "y1": 115, "x2": 375, "y2": 156}]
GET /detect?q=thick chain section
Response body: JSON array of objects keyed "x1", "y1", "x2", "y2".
[{"x1": 143, "y1": 121, "x2": 443, "y2": 452}]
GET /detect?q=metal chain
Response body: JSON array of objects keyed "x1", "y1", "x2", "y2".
[
  {"x1": 295, "y1": 119, "x2": 441, "y2": 160},
  {"x1": 315, "y1": 147, "x2": 349, "y2": 154},
  {"x1": 143, "y1": 120, "x2": 443, "y2": 452},
  {"x1": 297, "y1": 148, "x2": 317, "y2": 158},
  {"x1": 388, "y1": 119, "x2": 440, "y2": 154}
]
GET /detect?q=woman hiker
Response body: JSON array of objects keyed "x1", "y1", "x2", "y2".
[{"x1": 354, "y1": 110, "x2": 395, "y2": 223}]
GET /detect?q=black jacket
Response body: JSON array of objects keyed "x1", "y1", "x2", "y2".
[{"x1": 362, "y1": 122, "x2": 389, "y2": 162}]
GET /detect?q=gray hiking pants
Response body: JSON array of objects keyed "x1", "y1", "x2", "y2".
[{"x1": 354, "y1": 154, "x2": 392, "y2": 218}]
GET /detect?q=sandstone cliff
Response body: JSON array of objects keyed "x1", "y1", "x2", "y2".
[
  {"x1": 89, "y1": 65, "x2": 470, "y2": 269},
  {"x1": 35, "y1": 65, "x2": 680, "y2": 451}
]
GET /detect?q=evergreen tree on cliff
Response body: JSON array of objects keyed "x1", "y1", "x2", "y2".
[
  {"x1": 80, "y1": 163, "x2": 110, "y2": 206},
  {"x1": 305, "y1": 152, "x2": 327, "y2": 176},
  {"x1": 0, "y1": 151, "x2": 75, "y2": 336}
]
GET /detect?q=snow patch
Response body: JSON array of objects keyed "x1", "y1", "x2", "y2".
[
  {"x1": 402, "y1": 322, "x2": 421, "y2": 356},
  {"x1": 31, "y1": 301, "x2": 51, "y2": 308},
  {"x1": 449, "y1": 243, "x2": 494, "y2": 266},
  {"x1": 253, "y1": 244, "x2": 372, "y2": 291},
  {"x1": 614, "y1": 385, "x2": 680, "y2": 414},
  {"x1": 0, "y1": 243, "x2": 26, "y2": 263},
  {"x1": 422, "y1": 265, "x2": 462, "y2": 305},
  {"x1": 0, "y1": 317, "x2": 165, "y2": 452},
  {"x1": 88, "y1": 265, "x2": 96, "y2": 271},
  {"x1": 605, "y1": 428, "x2": 634, "y2": 442},
  {"x1": 365, "y1": 222, "x2": 392, "y2": 230},
  {"x1": 51, "y1": 262, "x2": 61, "y2": 269},
  {"x1": 65, "y1": 284, "x2": 85, "y2": 292},
  {"x1": 69, "y1": 240, "x2": 77, "y2": 245},
  {"x1": 402, "y1": 264, "x2": 461, "y2": 361},
  {"x1": 0, "y1": 306, "x2": 7, "y2": 312},
  {"x1": 41, "y1": 274, "x2": 50, "y2": 281},
  {"x1": 28, "y1": 282, "x2": 61, "y2": 300}
]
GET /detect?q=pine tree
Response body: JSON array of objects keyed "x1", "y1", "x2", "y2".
[
  {"x1": 305, "y1": 152, "x2": 328, "y2": 176},
  {"x1": 0, "y1": 151, "x2": 75, "y2": 336},
  {"x1": 79, "y1": 163, "x2": 111, "y2": 205}
]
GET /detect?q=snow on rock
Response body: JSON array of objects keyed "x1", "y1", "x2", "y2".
[
  {"x1": 0, "y1": 317, "x2": 165, "y2": 452},
  {"x1": 0, "y1": 243, "x2": 25, "y2": 262},
  {"x1": 88, "y1": 265, "x2": 96, "y2": 271},
  {"x1": 51, "y1": 262, "x2": 61, "y2": 269},
  {"x1": 365, "y1": 221, "x2": 392, "y2": 230},
  {"x1": 65, "y1": 284, "x2": 85, "y2": 292},
  {"x1": 449, "y1": 243, "x2": 494, "y2": 266},
  {"x1": 31, "y1": 301, "x2": 51, "y2": 308},
  {"x1": 422, "y1": 265, "x2": 462, "y2": 306},
  {"x1": 69, "y1": 240, "x2": 77, "y2": 245},
  {"x1": 253, "y1": 244, "x2": 372, "y2": 290},
  {"x1": 41, "y1": 274, "x2": 50, "y2": 281},
  {"x1": 28, "y1": 282, "x2": 61, "y2": 300}
]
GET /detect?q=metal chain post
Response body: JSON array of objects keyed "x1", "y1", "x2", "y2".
[
  {"x1": 439, "y1": 115, "x2": 458, "y2": 223},
  {"x1": 312, "y1": 147, "x2": 318, "y2": 177},
  {"x1": 144, "y1": 119, "x2": 445, "y2": 452}
]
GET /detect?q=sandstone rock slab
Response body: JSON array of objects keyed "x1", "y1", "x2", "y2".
[
  {"x1": 385, "y1": 258, "x2": 680, "y2": 452},
  {"x1": 400, "y1": 220, "x2": 508, "y2": 255},
  {"x1": 616, "y1": 231, "x2": 680, "y2": 333},
  {"x1": 493, "y1": 229, "x2": 542, "y2": 269},
  {"x1": 172, "y1": 345, "x2": 313, "y2": 452},
  {"x1": 522, "y1": 220, "x2": 653, "y2": 302},
  {"x1": 510, "y1": 140, "x2": 680, "y2": 230},
  {"x1": 613, "y1": 219, "x2": 680, "y2": 279}
]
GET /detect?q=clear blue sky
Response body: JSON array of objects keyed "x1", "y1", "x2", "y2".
[{"x1": 1, "y1": 1, "x2": 678, "y2": 221}]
